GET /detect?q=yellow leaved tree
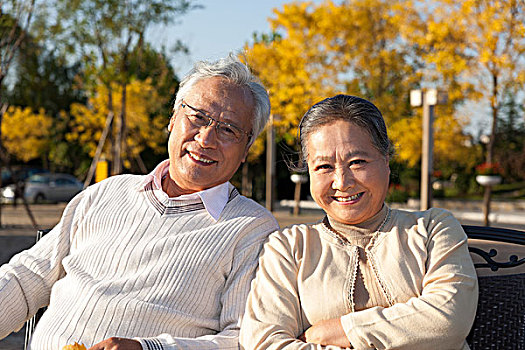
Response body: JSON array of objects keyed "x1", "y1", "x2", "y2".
[
  {"x1": 243, "y1": 1, "x2": 340, "y2": 155},
  {"x1": 66, "y1": 78, "x2": 167, "y2": 170},
  {"x1": 390, "y1": 109, "x2": 473, "y2": 168},
  {"x1": 244, "y1": 0, "x2": 473, "y2": 169},
  {"x1": 1, "y1": 106, "x2": 52, "y2": 162},
  {"x1": 403, "y1": 0, "x2": 525, "y2": 223},
  {"x1": 404, "y1": 0, "x2": 525, "y2": 165}
]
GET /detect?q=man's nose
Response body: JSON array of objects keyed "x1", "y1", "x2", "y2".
[
  {"x1": 194, "y1": 124, "x2": 218, "y2": 148},
  {"x1": 332, "y1": 168, "x2": 355, "y2": 191}
]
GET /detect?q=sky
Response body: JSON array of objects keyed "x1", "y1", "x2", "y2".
[
  {"x1": 147, "y1": 0, "x2": 494, "y2": 137},
  {"x1": 149, "y1": 0, "x2": 315, "y2": 76}
]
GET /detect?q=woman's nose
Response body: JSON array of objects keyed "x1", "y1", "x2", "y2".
[
  {"x1": 332, "y1": 169, "x2": 355, "y2": 191},
  {"x1": 194, "y1": 124, "x2": 218, "y2": 148}
]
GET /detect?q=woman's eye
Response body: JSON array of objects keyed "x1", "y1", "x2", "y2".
[{"x1": 314, "y1": 164, "x2": 332, "y2": 171}]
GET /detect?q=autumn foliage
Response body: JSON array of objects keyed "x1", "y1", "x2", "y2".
[
  {"x1": 1, "y1": 106, "x2": 52, "y2": 162},
  {"x1": 66, "y1": 79, "x2": 167, "y2": 169},
  {"x1": 251, "y1": 0, "x2": 525, "y2": 189},
  {"x1": 2, "y1": 0, "x2": 524, "y2": 193},
  {"x1": 243, "y1": 0, "x2": 480, "y2": 170}
]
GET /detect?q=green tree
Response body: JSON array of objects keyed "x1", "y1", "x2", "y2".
[
  {"x1": 52, "y1": 0, "x2": 196, "y2": 175},
  {"x1": 4, "y1": 36, "x2": 88, "y2": 173},
  {"x1": 495, "y1": 89, "x2": 525, "y2": 181},
  {"x1": 0, "y1": 0, "x2": 37, "y2": 94},
  {"x1": 8, "y1": 41, "x2": 85, "y2": 117},
  {"x1": 0, "y1": 0, "x2": 44, "y2": 226}
]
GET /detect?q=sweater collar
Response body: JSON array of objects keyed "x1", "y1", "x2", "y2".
[
  {"x1": 139, "y1": 159, "x2": 230, "y2": 221},
  {"x1": 325, "y1": 205, "x2": 389, "y2": 247}
]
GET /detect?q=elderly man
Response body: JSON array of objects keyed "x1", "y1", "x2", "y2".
[{"x1": 0, "y1": 55, "x2": 278, "y2": 350}]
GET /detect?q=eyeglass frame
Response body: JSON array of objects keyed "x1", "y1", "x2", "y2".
[{"x1": 180, "y1": 99, "x2": 253, "y2": 144}]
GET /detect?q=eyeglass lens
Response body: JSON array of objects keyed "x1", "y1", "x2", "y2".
[{"x1": 181, "y1": 101, "x2": 249, "y2": 143}]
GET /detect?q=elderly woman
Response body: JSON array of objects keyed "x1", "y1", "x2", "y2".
[{"x1": 240, "y1": 95, "x2": 478, "y2": 350}]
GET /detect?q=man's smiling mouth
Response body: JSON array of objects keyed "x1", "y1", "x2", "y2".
[{"x1": 187, "y1": 151, "x2": 216, "y2": 164}]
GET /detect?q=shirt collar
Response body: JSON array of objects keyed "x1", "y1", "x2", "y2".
[{"x1": 140, "y1": 159, "x2": 230, "y2": 221}]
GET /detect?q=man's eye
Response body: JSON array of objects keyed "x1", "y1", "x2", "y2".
[
  {"x1": 219, "y1": 125, "x2": 237, "y2": 136},
  {"x1": 194, "y1": 113, "x2": 208, "y2": 122},
  {"x1": 188, "y1": 113, "x2": 208, "y2": 125}
]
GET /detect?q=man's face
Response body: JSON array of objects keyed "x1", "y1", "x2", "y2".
[{"x1": 167, "y1": 77, "x2": 254, "y2": 195}]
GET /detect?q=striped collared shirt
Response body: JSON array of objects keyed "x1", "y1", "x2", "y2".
[{"x1": 140, "y1": 159, "x2": 229, "y2": 221}]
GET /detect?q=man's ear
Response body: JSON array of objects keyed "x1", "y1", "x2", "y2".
[
  {"x1": 168, "y1": 115, "x2": 175, "y2": 132},
  {"x1": 241, "y1": 146, "x2": 249, "y2": 163},
  {"x1": 241, "y1": 136, "x2": 255, "y2": 162}
]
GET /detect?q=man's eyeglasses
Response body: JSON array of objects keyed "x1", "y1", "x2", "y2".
[{"x1": 181, "y1": 100, "x2": 252, "y2": 144}]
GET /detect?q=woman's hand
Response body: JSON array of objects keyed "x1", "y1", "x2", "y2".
[
  {"x1": 88, "y1": 337, "x2": 141, "y2": 350},
  {"x1": 299, "y1": 318, "x2": 352, "y2": 348}
]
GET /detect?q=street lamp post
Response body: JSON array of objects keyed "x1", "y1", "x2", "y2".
[{"x1": 410, "y1": 89, "x2": 447, "y2": 211}]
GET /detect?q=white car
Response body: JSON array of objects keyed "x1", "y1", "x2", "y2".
[{"x1": 24, "y1": 173, "x2": 84, "y2": 203}]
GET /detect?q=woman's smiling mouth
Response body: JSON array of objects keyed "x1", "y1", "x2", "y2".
[{"x1": 332, "y1": 192, "x2": 364, "y2": 202}]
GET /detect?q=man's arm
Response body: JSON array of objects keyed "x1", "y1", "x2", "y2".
[{"x1": 0, "y1": 191, "x2": 88, "y2": 339}]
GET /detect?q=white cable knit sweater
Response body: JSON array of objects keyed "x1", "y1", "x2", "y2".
[{"x1": 0, "y1": 174, "x2": 278, "y2": 349}]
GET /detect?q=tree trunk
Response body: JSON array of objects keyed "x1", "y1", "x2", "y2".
[
  {"x1": 0, "y1": 103, "x2": 5, "y2": 227},
  {"x1": 241, "y1": 162, "x2": 251, "y2": 197},
  {"x1": 134, "y1": 153, "x2": 148, "y2": 174},
  {"x1": 121, "y1": 82, "x2": 127, "y2": 169},
  {"x1": 113, "y1": 82, "x2": 127, "y2": 175},
  {"x1": 84, "y1": 110, "x2": 114, "y2": 188},
  {"x1": 482, "y1": 73, "x2": 499, "y2": 226},
  {"x1": 486, "y1": 74, "x2": 498, "y2": 165},
  {"x1": 482, "y1": 186, "x2": 491, "y2": 226},
  {"x1": 113, "y1": 32, "x2": 132, "y2": 175},
  {"x1": 293, "y1": 181, "x2": 302, "y2": 216}
]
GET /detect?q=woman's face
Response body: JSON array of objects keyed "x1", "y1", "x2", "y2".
[{"x1": 306, "y1": 120, "x2": 390, "y2": 225}]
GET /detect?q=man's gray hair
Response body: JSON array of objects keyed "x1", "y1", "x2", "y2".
[
  {"x1": 174, "y1": 54, "x2": 270, "y2": 144},
  {"x1": 298, "y1": 94, "x2": 395, "y2": 167}
]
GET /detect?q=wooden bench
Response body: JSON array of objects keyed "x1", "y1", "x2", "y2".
[{"x1": 24, "y1": 226, "x2": 525, "y2": 349}]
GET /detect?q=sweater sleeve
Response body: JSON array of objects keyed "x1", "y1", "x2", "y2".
[
  {"x1": 134, "y1": 215, "x2": 279, "y2": 350},
  {"x1": 340, "y1": 210, "x2": 478, "y2": 350},
  {"x1": 239, "y1": 229, "x2": 348, "y2": 350},
  {"x1": 0, "y1": 190, "x2": 89, "y2": 339}
]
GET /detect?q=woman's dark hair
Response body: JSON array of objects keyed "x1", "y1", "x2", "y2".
[{"x1": 294, "y1": 94, "x2": 395, "y2": 171}]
